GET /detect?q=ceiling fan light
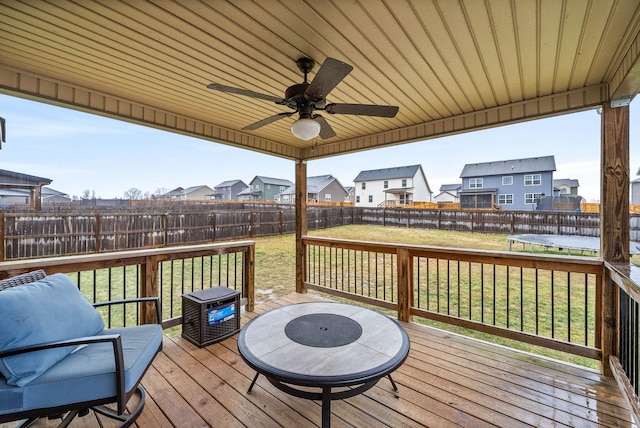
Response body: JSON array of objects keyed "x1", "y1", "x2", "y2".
[{"x1": 291, "y1": 118, "x2": 321, "y2": 140}]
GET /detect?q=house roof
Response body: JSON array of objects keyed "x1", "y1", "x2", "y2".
[
  {"x1": 252, "y1": 176, "x2": 294, "y2": 187},
  {"x1": 214, "y1": 179, "x2": 246, "y2": 188},
  {"x1": 0, "y1": 169, "x2": 52, "y2": 187},
  {"x1": 2, "y1": 3, "x2": 639, "y2": 161},
  {"x1": 439, "y1": 183, "x2": 462, "y2": 192},
  {"x1": 460, "y1": 156, "x2": 556, "y2": 178},
  {"x1": 162, "y1": 185, "x2": 212, "y2": 197},
  {"x1": 553, "y1": 178, "x2": 580, "y2": 188},
  {"x1": 354, "y1": 165, "x2": 422, "y2": 182},
  {"x1": 280, "y1": 175, "x2": 343, "y2": 195}
]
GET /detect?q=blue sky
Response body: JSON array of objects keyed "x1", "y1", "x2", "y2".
[{"x1": 2, "y1": 93, "x2": 639, "y2": 202}]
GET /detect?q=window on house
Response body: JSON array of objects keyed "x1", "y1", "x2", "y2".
[
  {"x1": 368, "y1": 195, "x2": 373, "y2": 203},
  {"x1": 324, "y1": 194, "x2": 331, "y2": 201},
  {"x1": 383, "y1": 180, "x2": 388, "y2": 189},
  {"x1": 524, "y1": 174, "x2": 541, "y2": 186},
  {"x1": 362, "y1": 182, "x2": 366, "y2": 190},
  {"x1": 525, "y1": 193, "x2": 544, "y2": 204},
  {"x1": 401, "y1": 179, "x2": 407, "y2": 187},
  {"x1": 356, "y1": 196, "x2": 360, "y2": 203},
  {"x1": 502, "y1": 176, "x2": 513, "y2": 185},
  {"x1": 498, "y1": 194, "x2": 513, "y2": 205},
  {"x1": 267, "y1": 184, "x2": 271, "y2": 189},
  {"x1": 469, "y1": 178, "x2": 483, "y2": 189},
  {"x1": 255, "y1": 184, "x2": 260, "y2": 191},
  {"x1": 280, "y1": 186, "x2": 286, "y2": 192}
]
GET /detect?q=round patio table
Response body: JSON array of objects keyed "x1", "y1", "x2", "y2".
[{"x1": 237, "y1": 301, "x2": 410, "y2": 428}]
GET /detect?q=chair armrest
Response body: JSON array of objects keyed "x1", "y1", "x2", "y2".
[
  {"x1": 0, "y1": 333, "x2": 122, "y2": 359},
  {"x1": 0, "y1": 334, "x2": 127, "y2": 402},
  {"x1": 93, "y1": 297, "x2": 162, "y2": 324}
]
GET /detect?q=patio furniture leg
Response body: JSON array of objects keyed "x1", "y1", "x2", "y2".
[
  {"x1": 387, "y1": 374, "x2": 398, "y2": 391},
  {"x1": 322, "y1": 387, "x2": 331, "y2": 428},
  {"x1": 248, "y1": 372, "x2": 260, "y2": 393}
]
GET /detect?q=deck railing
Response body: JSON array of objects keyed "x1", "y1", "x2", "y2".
[
  {"x1": 0, "y1": 241, "x2": 255, "y2": 327},
  {"x1": 303, "y1": 236, "x2": 603, "y2": 359},
  {"x1": 304, "y1": 236, "x2": 640, "y2": 420}
]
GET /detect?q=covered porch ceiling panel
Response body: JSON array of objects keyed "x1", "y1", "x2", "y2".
[{"x1": 1, "y1": 0, "x2": 640, "y2": 161}]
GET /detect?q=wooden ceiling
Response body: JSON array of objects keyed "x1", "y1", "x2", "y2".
[{"x1": 1, "y1": 0, "x2": 640, "y2": 161}]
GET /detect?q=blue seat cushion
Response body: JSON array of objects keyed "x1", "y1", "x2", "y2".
[
  {"x1": 0, "y1": 273, "x2": 105, "y2": 386},
  {"x1": 0, "y1": 324, "x2": 162, "y2": 415}
]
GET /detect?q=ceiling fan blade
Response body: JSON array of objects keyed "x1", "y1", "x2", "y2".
[
  {"x1": 207, "y1": 83, "x2": 285, "y2": 104},
  {"x1": 304, "y1": 58, "x2": 353, "y2": 102},
  {"x1": 313, "y1": 115, "x2": 337, "y2": 139},
  {"x1": 324, "y1": 103, "x2": 399, "y2": 118},
  {"x1": 242, "y1": 112, "x2": 293, "y2": 131}
]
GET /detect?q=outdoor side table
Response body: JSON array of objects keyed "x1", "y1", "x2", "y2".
[
  {"x1": 182, "y1": 286, "x2": 240, "y2": 347},
  {"x1": 237, "y1": 301, "x2": 410, "y2": 428}
]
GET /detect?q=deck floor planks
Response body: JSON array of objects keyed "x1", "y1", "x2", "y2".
[{"x1": 2, "y1": 292, "x2": 633, "y2": 428}]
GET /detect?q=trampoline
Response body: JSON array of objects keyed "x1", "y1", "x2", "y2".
[{"x1": 508, "y1": 234, "x2": 640, "y2": 255}]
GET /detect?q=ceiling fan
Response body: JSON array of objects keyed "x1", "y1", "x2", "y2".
[{"x1": 207, "y1": 57, "x2": 399, "y2": 140}]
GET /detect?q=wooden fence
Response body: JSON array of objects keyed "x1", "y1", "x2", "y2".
[{"x1": 1, "y1": 206, "x2": 639, "y2": 260}]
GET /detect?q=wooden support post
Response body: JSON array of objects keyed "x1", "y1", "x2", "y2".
[
  {"x1": 141, "y1": 255, "x2": 160, "y2": 325},
  {"x1": 244, "y1": 244, "x2": 255, "y2": 311},
  {"x1": 397, "y1": 248, "x2": 412, "y2": 322},
  {"x1": 296, "y1": 160, "x2": 308, "y2": 294},
  {"x1": 600, "y1": 101, "x2": 630, "y2": 377},
  {"x1": 0, "y1": 214, "x2": 5, "y2": 262}
]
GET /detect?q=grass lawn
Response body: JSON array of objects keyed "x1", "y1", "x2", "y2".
[
  {"x1": 254, "y1": 224, "x2": 512, "y2": 300},
  {"x1": 253, "y1": 225, "x2": 602, "y2": 368}
]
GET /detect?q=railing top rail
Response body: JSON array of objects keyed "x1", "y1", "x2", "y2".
[
  {"x1": 605, "y1": 261, "x2": 640, "y2": 303},
  {"x1": 303, "y1": 235, "x2": 604, "y2": 272},
  {"x1": 0, "y1": 241, "x2": 255, "y2": 274}
]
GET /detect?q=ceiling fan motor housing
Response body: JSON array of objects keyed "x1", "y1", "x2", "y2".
[{"x1": 285, "y1": 83, "x2": 310, "y2": 108}]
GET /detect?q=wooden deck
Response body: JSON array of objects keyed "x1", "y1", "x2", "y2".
[{"x1": 4, "y1": 293, "x2": 634, "y2": 427}]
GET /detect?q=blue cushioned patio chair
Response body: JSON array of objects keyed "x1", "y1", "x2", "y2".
[{"x1": 0, "y1": 270, "x2": 163, "y2": 427}]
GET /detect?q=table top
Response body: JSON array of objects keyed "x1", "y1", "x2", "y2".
[{"x1": 237, "y1": 301, "x2": 410, "y2": 387}]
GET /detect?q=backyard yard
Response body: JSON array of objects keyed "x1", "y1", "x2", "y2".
[{"x1": 254, "y1": 225, "x2": 621, "y2": 368}]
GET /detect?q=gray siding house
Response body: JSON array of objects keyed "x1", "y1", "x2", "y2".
[
  {"x1": 459, "y1": 156, "x2": 556, "y2": 210},
  {"x1": 278, "y1": 175, "x2": 349, "y2": 203},
  {"x1": 238, "y1": 176, "x2": 293, "y2": 202},
  {"x1": 212, "y1": 179, "x2": 247, "y2": 201}
]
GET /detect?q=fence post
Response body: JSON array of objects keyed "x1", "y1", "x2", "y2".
[
  {"x1": 212, "y1": 212, "x2": 217, "y2": 242},
  {"x1": 397, "y1": 248, "x2": 412, "y2": 322},
  {"x1": 94, "y1": 213, "x2": 101, "y2": 253},
  {"x1": 163, "y1": 213, "x2": 169, "y2": 246},
  {"x1": 0, "y1": 213, "x2": 4, "y2": 262}
]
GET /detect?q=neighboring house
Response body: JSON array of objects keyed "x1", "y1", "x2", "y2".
[
  {"x1": 344, "y1": 186, "x2": 354, "y2": 202},
  {"x1": 41, "y1": 187, "x2": 72, "y2": 204},
  {"x1": 433, "y1": 183, "x2": 462, "y2": 203},
  {"x1": 0, "y1": 168, "x2": 52, "y2": 209},
  {"x1": 459, "y1": 155, "x2": 556, "y2": 210},
  {"x1": 238, "y1": 176, "x2": 293, "y2": 202},
  {"x1": 632, "y1": 167, "x2": 640, "y2": 204},
  {"x1": 212, "y1": 179, "x2": 248, "y2": 201},
  {"x1": 278, "y1": 175, "x2": 349, "y2": 203},
  {"x1": 353, "y1": 164, "x2": 432, "y2": 207},
  {"x1": 159, "y1": 185, "x2": 215, "y2": 201},
  {"x1": 553, "y1": 179, "x2": 580, "y2": 196}
]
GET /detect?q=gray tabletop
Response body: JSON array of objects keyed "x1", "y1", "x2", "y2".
[{"x1": 238, "y1": 301, "x2": 409, "y2": 385}]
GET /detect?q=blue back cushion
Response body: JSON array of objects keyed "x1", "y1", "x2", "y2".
[{"x1": 0, "y1": 273, "x2": 105, "y2": 386}]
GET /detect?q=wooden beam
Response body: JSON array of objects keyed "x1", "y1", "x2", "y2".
[
  {"x1": 600, "y1": 101, "x2": 630, "y2": 376},
  {"x1": 295, "y1": 160, "x2": 307, "y2": 294}
]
